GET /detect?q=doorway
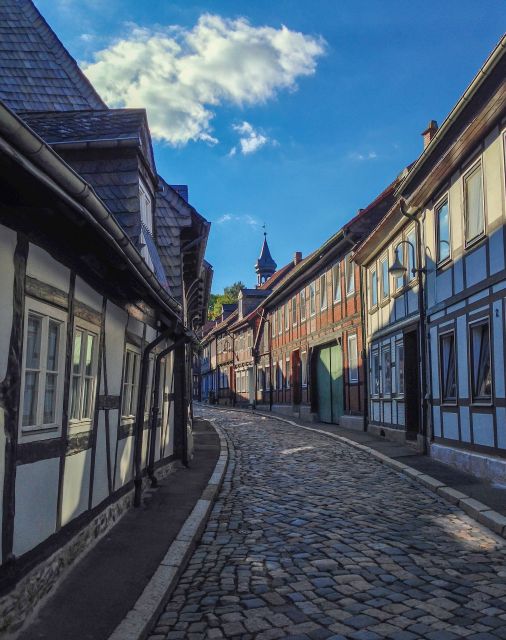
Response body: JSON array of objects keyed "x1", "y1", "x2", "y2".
[
  {"x1": 404, "y1": 329, "x2": 420, "y2": 440},
  {"x1": 316, "y1": 343, "x2": 343, "y2": 424}
]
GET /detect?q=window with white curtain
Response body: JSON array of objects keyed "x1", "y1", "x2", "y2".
[
  {"x1": 122, "y1": 346, "x2": 141, "y2": 419},
  {"x1": 300, "y1": 289, "x2": 307, "y2": 321},
  {"x1": 320, "y1": 274, "x2": 327, "y2": 310},
  {"x1": 69, "y1": 320, "x2": 99, "y2": 427},
  {"x1": 301, "y1": 351, "x2": 308, "y2": 387},
  {"x1": 332, "y1": 263, "x2": 341, "y2": 302},
  {"x1": 464, "y1": 164, "x2": 484, "y2": 244},
  {"x1": 345, "y1": 254, "x2": 355, "y2": 296},
  {"x1": 309, "y1": 282, "x2": 316, "y2": 316},
  {"x1": 20, "y1": 299, "x2": 66, "y2": 433}
]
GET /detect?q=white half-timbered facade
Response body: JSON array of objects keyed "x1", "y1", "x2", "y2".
[{"x1": 399, "y1": 35, "x2": 506, "y2": 482}]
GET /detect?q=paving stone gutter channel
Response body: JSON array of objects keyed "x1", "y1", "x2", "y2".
[
  {"x1": 203, "y1": 404, "x2": 506, "y2": 542},
  {"x1": 106, "y1": 421, "x2": 230, "y2": 640}
]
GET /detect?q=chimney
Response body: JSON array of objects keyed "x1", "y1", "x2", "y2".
[
  {"x1": 422, "y1": 120, "x2": 438, "y2": 149},
  {"x1": 294, "y1": 251, "x2": 302, "y2": 266}
]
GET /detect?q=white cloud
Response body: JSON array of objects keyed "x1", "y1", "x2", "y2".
[
  {"x1": 231, "y1": 121, "x2": 270, "y2": 155},
  {"x1": 83, "y1": 14, "x2": 325, "y2": 145},
  {"x1": 216, "y1": 213, "x2": 261, "y2": 228},
  {"x1": 349, "y1": 151, "x2": 378, "y2": 161}
]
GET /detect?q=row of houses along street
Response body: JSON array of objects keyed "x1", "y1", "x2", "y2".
[
  {"x1": 196, "y1": 33, "x2": 506, "y2": 486},
  {"x1": 0, "y1": 0, "x2": 506, "y2": 638}
]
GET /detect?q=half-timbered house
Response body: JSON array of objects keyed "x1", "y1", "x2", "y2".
[
  {"x1": 0, "y1": 0, "x2": 211, "y2": 630},
  {"x1": 397, "y1": 34, "x2": 506, "y2": 481}
]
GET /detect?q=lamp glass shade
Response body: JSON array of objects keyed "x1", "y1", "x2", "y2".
[{"x1": 389, "y1": 249, "x2": 406, "y2": 277}]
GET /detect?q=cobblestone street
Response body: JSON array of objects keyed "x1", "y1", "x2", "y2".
[{"x1": 149, "y1": 408, "x2": 506, "y2": 640}]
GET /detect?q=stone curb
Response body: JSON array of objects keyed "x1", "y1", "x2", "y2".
[
  {"x1": 107, "y1": 420, "x2": 229, "y2": 640},
  {"x1": 203, "y1": 404, "x2": 506, "y2": 542}
]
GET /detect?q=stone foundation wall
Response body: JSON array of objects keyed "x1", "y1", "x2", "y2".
[{"x1": 0, "y1": 459, "x2": 179, "y2": 637}]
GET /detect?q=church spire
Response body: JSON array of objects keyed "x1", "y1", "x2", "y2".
[{"x1": 255, "y1": 228, "x2": 277, "y2": 286}]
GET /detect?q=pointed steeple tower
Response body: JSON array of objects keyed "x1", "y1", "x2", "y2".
[{"x1": 255, "y1": 230, "x2": 277, "y2": 286}]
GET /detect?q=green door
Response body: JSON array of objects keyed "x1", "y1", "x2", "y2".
[{"x1": 316, "y1": 344, "x2": 343, "y2": 424}]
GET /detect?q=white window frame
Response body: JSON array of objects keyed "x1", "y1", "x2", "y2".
[
  {"x1": 285, "y1": 357, "x2": 291, "y2": 389},
  {"x1": 406, "y1": 228, "x2": 417, "y2": 282},
  {"x1": 69, "y1": 317, "x2": 100, "y2": 431},
  {"x1": 300, "y1": 289, "x2": 307, "y2": 322},
  {"x1": 320, "y1": 274, "x2": 328, "y2": 310},
  {"x1": 121, "y1": 344, "x2": 141, "y2": 422},
  {"x1": 277, "y1": 308, "x2": 282, "y2": 335},
  {"x1": 332, "y1": 263, "x2": 341, "y2": 303},
  {"x1": 309, "y1": 282, "x2": 316, "y2": 316},
  {"x1": 139, "y1": 179, "x2": 153, "y2": 234},
  {"x1": 464, "y1": 162, "x2": 485, "y2": 247},
  {"x1": 371, "y1": 267, "x2": 378, "y2": 307},
  {"x1": 436, "y1": 198, "x2": 451, "y2": 266},
  {"x1": 395, "y1": 341, "x2": 404, "y2": 396},
  {"x1": 285, "y1": 303, "x2": 289, "y2": 331},
  {"x1": 380, "y1": 256, "x2": 389, "y2": 300},
  {"x1": 348, "y1": 334, "x2": 359, "y2": 383},
  {"x1": 19, "y1": 298, "x2": 67, "y2": 436},
  {"x1": 292, "y1": 297, "x2": 297, "y2": 326},
  {"x1": 381, "y1": 345, "x2": 392, "y2": 396},
  {"x1": 345, "y1": 254, "x2": 355, "y2": 297}
]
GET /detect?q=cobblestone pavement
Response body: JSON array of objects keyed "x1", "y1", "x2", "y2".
[{"x1": 149, "y1": 408, "x2": 506, "y2": 640}]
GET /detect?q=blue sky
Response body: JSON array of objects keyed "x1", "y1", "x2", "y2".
[{"x1": 36, "y1": 0, "x2": 506, "y2": 292}]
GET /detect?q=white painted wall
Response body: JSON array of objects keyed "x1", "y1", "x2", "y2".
[
  {"x1": 26, "y1": 244, "x2": 70, "y2": 293},
  {"x1": 61, "y1": 449, "x2": 92, "y2": 526},
  {"x1": 13, "y1": 458, "x2": 59, "y2": 556}
]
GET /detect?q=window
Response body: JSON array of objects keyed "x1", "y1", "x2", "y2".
[
  {"x1": 265, "y1": 365, "x2": 270, "y2": 391},
  {"x1": 332, "y1": 263, "x2": 341, "y2": 303},
  {"x1": 465, "y1": 164, "x2": 484, "y2": 244},
  {"x1": 371, "y1": 351, "x2": 380, "y2": 396},
  {"x1": 292, "y1": 297, "x2": 297, "y2": 325},
  {"x1": 139, "y1": 181, "x2": 152, "y2": 233},
  {"x1": 381, "y1": 346, "x2": 392, "y2": 395},
  {"x1": 371, "y1": 268, "x2": 378, "y2": 307},
  {"x1": 348, "y1": 334, "x2": 359, "y2": 383},
  {"x1": 470, "y1": 321, "x2": 492, "y2": 402},
  {"x1": 380, "y1": 257, "x2": 389, "y2": 299},
  {"x1": 286, "y1": 358, "x2": 291, "y2": 389},
  {"x1": 396, "y1": 342, "x2": 404, "y2": 395},
  {"x1": 320, "y1": 274, "x2": 327, "y2": 310},
  {"x1": 258, "y1": 368, "x2": 264, "y2": 391},
  {"x1": 309, "y1": 282, "x2": 316, "y2": 316},
  {"x1": 394, "y1": 244, "x2": 404, "y2": 290},
  {"x1": 345, "y1": 254, "x2": 355, "y2": 296},
  {"x1": 435, "y1": 201, "x2": 451, "y2": 266},
  {"x1": 277, "y1": 308, "x2": 282, "y2": 335},
  {"x1": 144, "y1": 354, "x2": 155, "y2": 418},
  {"x1": 69, "y1": 325, "x2": 99, "y2": 425},
  {"x1": 20, "y1": 301, "x2": 66, "y2": 432},
  {"x1": 271, "y1": 312, "x2": 276, "y2": 336},
  {"x1": 406, "y1": 229, "x2": 416, "y2": 282},
  {"x1": 301, "y1": 351, "x2": 308, "y2": 387},
  {"x1": 285, "y1": 304, "x2": 289, "y2": 331},
  {"x1": 300, "y1": 289, "x2": 307, "y2": 321},
  {"x1": 247, "y1": 331, "x2": 252, "y2": 348},
  {"x1": 277, "y1": 361, "x2": 283, "y2": 389},
  {"x1": 122, "y1": 347, "x2": 141, "y2": 418},
  {"x1": 439, "y1": 332, "x2": 456, "y2": 403}
]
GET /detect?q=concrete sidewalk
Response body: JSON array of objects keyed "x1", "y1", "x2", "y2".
[{"x1": 17, "y1": 419, "x2": 221, "y2": 640}]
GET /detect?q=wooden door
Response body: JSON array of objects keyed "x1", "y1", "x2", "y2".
[{"x1": 316, "y1": 344, "x2": 343, "y2": 424}]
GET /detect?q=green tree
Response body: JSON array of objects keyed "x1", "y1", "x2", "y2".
[{"x1": 208, "y1": 281, "x2": 245, "y2": 320}]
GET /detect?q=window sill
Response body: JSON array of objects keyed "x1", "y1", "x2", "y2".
[
  {"x1": 436, "y1": 257, "x2": 452, "y2": 272},
  {"x1": 470, "y1": 400, "x2": 493, "y2": 407},
  {"x1": 465, "y1": 233, "x2": 486, "y2": 252},
  {"x1": 69, "y1": 419, "x2": 93, "y2": 432},
  {"x1": 440, "y1": 400, "x2": 458, "y2": 407},
  {"x1": 21, "y1": 424, "x2": 59, "y2": 436}
]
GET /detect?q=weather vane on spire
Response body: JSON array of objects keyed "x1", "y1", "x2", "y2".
[{"x1": 262, "y1": 223, "x2": 266, "y2": 237}]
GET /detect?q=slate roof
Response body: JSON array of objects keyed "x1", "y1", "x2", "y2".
[
  {"x1": 20, "y1": 108, "x2": 156, "y2": 175},
  {"x1": 0, "y1": 0, "x2": 106, "y2": 112},
  {"x1": 155, "y1": 176, "x2": 192, "y2": 302}
]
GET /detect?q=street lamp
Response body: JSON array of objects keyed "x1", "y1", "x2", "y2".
[{"x1": 389, "y1": 240, "x2": 426, "y2": 278}]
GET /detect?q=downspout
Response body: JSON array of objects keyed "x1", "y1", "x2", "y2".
[
  {"x1": 400, "y1": 200, "x2": 429, "y2": 455},
  {"x1": 359, "y1": 265, "x2": 369, "y2": 432},
  {"x1": 134, "y1": 326, "x2": 180, "y2": 507},
  {"x1": 147, "y1": 335, "x2": 188, "y2": 486}
]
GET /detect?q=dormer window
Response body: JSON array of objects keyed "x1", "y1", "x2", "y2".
[
  {"x1": 139, "y1": 180, "x2": 152, "y2": 234},
  {"x1": 139, "y1": 180, "x2": 154, "y2": 270}
]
